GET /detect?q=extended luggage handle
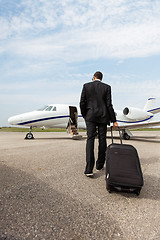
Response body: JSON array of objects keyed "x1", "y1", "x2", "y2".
[{"x1": 110, "y1": 126, "x2": 123, "y2": 144}]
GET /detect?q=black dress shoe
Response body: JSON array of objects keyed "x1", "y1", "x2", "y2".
[
  {"x1": 85, "y1": 173, "x2": 94, "y2": 177},
  {"x1": 96, "y1": 167, "x2": 104, "y2": 172}
]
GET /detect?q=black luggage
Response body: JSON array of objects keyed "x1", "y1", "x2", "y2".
[{"x1": 106, "y1": 127, "x2": 144, "y2": 195}]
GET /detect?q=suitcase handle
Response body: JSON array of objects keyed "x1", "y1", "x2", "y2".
[{"x1": 110, "y1": 126, "x2": 123, "y2": 144}]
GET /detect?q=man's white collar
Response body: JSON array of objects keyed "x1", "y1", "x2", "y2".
[{"x1": 94, "y1": 78, "x2": 101, "y2": 81}]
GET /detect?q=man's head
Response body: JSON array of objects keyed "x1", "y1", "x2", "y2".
[{"x1": 93, "y1": 71, "x2": 103, "y2": 81}]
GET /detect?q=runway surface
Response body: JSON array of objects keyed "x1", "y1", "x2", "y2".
[{"x1": 0, "y1": 131, "x2": 160, "y2": 240}]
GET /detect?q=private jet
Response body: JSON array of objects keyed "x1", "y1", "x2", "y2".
[{"x1": 8, "y1": 97, "x2": 160, "y2": 140}]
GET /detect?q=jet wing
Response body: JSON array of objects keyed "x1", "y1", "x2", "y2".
[{"x1": 118, "y1": 121, "x2": 160, "y2": 130}]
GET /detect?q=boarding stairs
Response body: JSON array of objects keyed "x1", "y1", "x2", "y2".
[{"x1": 67, "y1": 119, "x2": 82, "y2": 140}]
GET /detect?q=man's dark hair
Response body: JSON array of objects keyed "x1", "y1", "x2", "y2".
[{"x1": 94, "y1": 71, "x2": 103, "y2": 80}]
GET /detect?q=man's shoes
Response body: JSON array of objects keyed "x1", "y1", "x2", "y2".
[
  {"x1": 85, "y1": 173, "x2": 94, "y2": 177},
  {"x1": 96, "y1": 167, "x2": 104, "y2": 172}
]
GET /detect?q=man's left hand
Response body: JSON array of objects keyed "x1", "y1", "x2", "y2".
[{"x1": 113, "y1": 122, "x2": 118, "y2": 129}]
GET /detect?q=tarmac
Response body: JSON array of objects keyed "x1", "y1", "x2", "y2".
[{"x1": 0, "y1": 131, "x2": 160, "y2": 240}]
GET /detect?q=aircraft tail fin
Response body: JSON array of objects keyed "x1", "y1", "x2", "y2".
[
  {"x1": 144, "y1": 97, "x2": 160, "y2": 114},
  {"x1": 143, "y1": 97, "x2": 156, "y2": 112}
]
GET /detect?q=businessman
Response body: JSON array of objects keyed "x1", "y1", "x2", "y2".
[{"x1": 80, "y1": 71, "x2": 118, "y2": 177}]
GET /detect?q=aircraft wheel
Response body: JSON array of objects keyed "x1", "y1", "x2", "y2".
[
  {"x1": 123, "y1": 132, "x2": 130, "y2": 140},
  {"x1": 25, "y1": 132, "x2": 34, "y2": 140}
]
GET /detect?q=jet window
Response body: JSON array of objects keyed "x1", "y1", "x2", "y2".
[
  {"x1": 37, "y1": 106, "x2": 48, "y2": 111},
  {"x1": 52, "y1": 107, "x2": 56, "y2": 111},
  {"x1": 45, "y1": 106, "x2": 53, "y2": 111}
]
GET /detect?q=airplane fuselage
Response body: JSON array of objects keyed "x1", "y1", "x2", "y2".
[
  {"x1": 8, "y1": 97, "x2": 160, "y2": 140},
  {"x1": 8, "y1": 104, "x2": 86, "y2": 129},
  {"x1": 8, "y1": 104, "x2": 153, "y2": 129}
]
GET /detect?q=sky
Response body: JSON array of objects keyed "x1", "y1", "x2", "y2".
[{"x1": 0, "y1": 0, "x2": 160, "y2": 126}]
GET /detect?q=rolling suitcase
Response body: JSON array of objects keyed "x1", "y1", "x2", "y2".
[{"x1": 106, "y1": 127, "x2": 144, "y2": 195}]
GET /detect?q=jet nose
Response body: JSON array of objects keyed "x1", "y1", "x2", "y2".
[
  {"x1": 8, "y1": 116, "x2": 20, "y2": 125},
  {"x1": 8, "y1": 116, "x2": 15, "y2": 125}
]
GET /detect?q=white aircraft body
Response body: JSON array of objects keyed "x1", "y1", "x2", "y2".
[{"x1": 8, "y1": 98, "x2": 160, "y2": 140}]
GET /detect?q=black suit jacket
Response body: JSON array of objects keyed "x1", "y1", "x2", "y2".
[{"x1": 80, "y1": 80, "x2": 116, "y2": 125}]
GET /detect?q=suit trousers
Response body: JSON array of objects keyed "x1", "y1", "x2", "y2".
[{"x1": 85, "y1": 121, "x2": 107, "y2": 174}]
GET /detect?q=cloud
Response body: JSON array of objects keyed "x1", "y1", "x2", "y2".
[
  {"x1": 1, "y1": 73, "x2": 159, "y2": 104},
  {"x1": 2, "y1": 22, "x2": 160, "y2": 64},
  {"x1": 0, "y1": 0, "x2": 160, "y2": 61},
  {"x1": 0, "y1": 0, "x2": 160, "y2": 126}
]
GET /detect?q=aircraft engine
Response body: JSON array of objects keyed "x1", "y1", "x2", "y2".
[{"x1": 123, "y1": 107, "x2": 152, "y2": 120}]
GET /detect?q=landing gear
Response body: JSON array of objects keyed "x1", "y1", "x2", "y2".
[
  {"x1": 121, "y1": 130, "x2": 130, "y2": 140},
  {"x1": 67, "y1": 106, "x2": 82, "y2": 140},
  {"x1": 123, "y1": 132, "x2": 130, "y2": 140},
  {"x1": 25, "y1": 127, "x2": 34, "y2": 140}
]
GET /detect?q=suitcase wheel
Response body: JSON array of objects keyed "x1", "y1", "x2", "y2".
[
  {"x1": 135, "y1": 188, "x2": 141, "y2": 196},
  {"x1": 136, "y1": 190, "x2": 140, "y2": 196},
  {"x1": 106, "y1": 184, "x2": 113, "y2": 193},
  {"x1": 108, "y1": 189, "x2": 112, "y2": 194}
]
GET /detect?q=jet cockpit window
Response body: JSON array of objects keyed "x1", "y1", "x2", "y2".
[
  {"x1": 52, "y1": 107, "x2": 56, "y2": 111},
  {"x1": 37, "y1": 106, "x2": 48, "y2": 111},
  {"x1": 45, "y1": 106, "x2": 53, "y2": 111}
]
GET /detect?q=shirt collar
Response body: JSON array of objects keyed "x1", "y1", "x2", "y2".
[{"x1": 94, "y1": 78, "x2": 101, "y2": 82}]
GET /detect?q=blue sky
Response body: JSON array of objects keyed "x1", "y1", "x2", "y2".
[{"x1": 0, "y1": 0, "x2": 160, "y2": 126}]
